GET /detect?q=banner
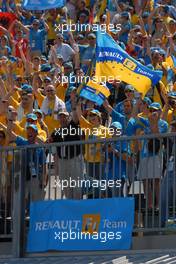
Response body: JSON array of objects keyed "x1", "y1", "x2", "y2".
[
  {"x1": 27, "y1": 198, "x2": 134, "y2": 252},
  {"x1": 0, "y1": 12, "x2": 16, "y2": 30},
  {"x1": 22, "y1": 0, "x2": 65, "y2": 11},
  {"x1": 95, "y1": 31, "x2": 163, "y2": 96},
  {"x1": 80, "y1": 80, "x2": 110, "y2": 106}
]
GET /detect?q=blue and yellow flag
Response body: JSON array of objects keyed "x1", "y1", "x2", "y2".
[
  {"x1": 166, "y1": 55, "x2": 176, "y2": 74},
  {"x1": 80, "y1": 80, "x2": 110, "y2": 106},
  {"x1": 95, "y1": 31, "x2": 163, "y2": 96}
]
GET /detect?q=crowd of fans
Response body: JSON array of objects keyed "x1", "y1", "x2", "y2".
[{"x1": 0, "y1": 0, "x2": 176, "y2": 227}]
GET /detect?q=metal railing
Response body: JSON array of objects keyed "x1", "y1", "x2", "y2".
[{"x1": 1, "y1": 133, "x2": 176, "y2": 256}]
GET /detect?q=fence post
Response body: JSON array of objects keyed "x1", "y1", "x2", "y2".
[{"x1": 12, "y1": 149, "x2": 25, "y2": 258}]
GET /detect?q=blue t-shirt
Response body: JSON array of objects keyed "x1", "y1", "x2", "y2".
[
  {"x1": 111, "y1": 109, "x2": 128, "y2": 134},
  {"x1": 16, "y1": 136, "x2": 46, "y2": 180},
  {"x1": 105, "y1": 140, "x2": 130, "y2": 180},
  {"x1": 126, "y1": 117, "x2": 168, "y2": 157},
  {"x1": 29, "y1": 28, "x2": 47, "y2": 53},
  {"x1": 119, "y1": 22, "x2": 131, "y2": 45}
]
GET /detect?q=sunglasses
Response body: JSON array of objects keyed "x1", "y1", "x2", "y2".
[
  {"x1": 46, "y1": 89, "x2": 55, "y2": 93},
  {"x1": 149, "y1": 108, "x2": 158, "y2": 113}
]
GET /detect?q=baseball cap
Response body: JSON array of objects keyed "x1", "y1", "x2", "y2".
[
  {"x1": 120, "y1": 12, "x2": 129, "y2": 18},
  {"x1": 63, "y1": 62, "x2": 73, "y2": 69},
  {"x1": 143, "y1": 97, "x2": 152, "y2": 105},
  {"x1": 149, "y1": 102, "x2": 161, "y2": 110},
  {"x1": 56, "y1": 54, "x2": 64, "y2": 60},
  {"x1": 26, "y1": 113, "x2": 37, "y2": 121},
  {"x1": 89, "y1": 109, "x2": 101, "y2": 117},
  {"x1": 40, "y1": 63, "x2": 52, "y2": 72},
  {"x1": 58, "y1": 110, "x2": 69, "y2": 116},
  {"x1": 26, "y1": 124, "x2": 38, "y2": 133},
  {"x1": 125, "y1": 85, "x2": 134, "y2": 92},
  {"x1": 34, "y1": 109, "x2": 43, "y2": 116},
  {"x1": 168, "y1": 91, "x2": 176, "y2": 99},
  {"x1": 87, "y1": 33, "x2": 96, "y2": 39},
  {"x1": 110, "y1": 122, "x2": 122, "y2": 130},
  {"x1": 43, "y1": 76, "x2": 52, "y2": 82},
  {"x1": 142, "y1": 12, "x2": 149, "y2": 18},
  {"x1": 20, "y1": 84, "x2": 33, "y2": 94}
]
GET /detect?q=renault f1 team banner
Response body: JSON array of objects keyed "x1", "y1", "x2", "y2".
[
  {"x1": 27, "y1": 198, "x2": 134, "y2": 252},
  {"x1": 22, "y1": 0, "x2": 65, "y2": 11}
]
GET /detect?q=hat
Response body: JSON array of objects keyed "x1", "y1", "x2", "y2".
[
  {"x1": 79, "y1": 12, "x2": 87, "y2": 17},
  {"x1": 63, "y1": 62, "x2": 73, "y2": 69},
  {"x1": 40, "y1": 63, "x2": 52, "y2": 72},
  {"x1": 168, "y1": 91, "x2": 176, "y2": 99},
  {"x1": 21, "y1": 84, "x2": 33, "y2": 94},
  {"x1": 149, "y1": 102, "x2": 161, "y2": 110},
  {"x1": 90, "y1": 109, "x2": 101, "y2": 117},
  {"x1": 43, "y1": 76, "x2": 52, "y2": 82},
  {"x1": 56, "y1": 54, "x2": 63, "y2": 60},
  {"x1": 0, "y1": 128, "x2": 6, "y2": 137},
  {"x1": 120, "y1": 12, "x2": 129, "y2": 18},
  {"x1": 33, "y1": 19, "x2": 40, "y2": 24},
  {"x1": 26, "y1": 113, "x2": 37, "y2": 121},
  {"x1": 146, "y1": 64, "x2": 154, "y2": 70},
  {"x1": 68, "y1": 86, "x2": 77, "y2": 94},
  {"x1": 143, "y1": 97, "x2": 152, "y2": 105},
  {"x1": 142, "y1": 12, "x2": 149, "y2": 18},
  {"x1": 110, "y1": 122, "x2": 122, "y2": 130},
  {"x1": 34, "y1": 109, "x2": 43, "y2": 116},
  {"x1": 56, "y1": 33, "x2": 64, "y2": 39},
  {"x1": 87, "y1": 33, "x2": 96, "y2": 39},
  {"x1": 40, "y1": 55, "x2": 47, "y2": 62},
  {"x1": 125, "y1": 85, "x2": 134, "y2": 92},
  {"x1": 77, "y1": 34, "x2": 85, "y2": 40},
  {"x1": 58, "y1": 110, "x2": 69, "y2": 116},
  {"x1": 26, "y1": 124, "x2": 38, "y2": 133},
  {"x1": 110, "y1": 28, "x2": 119, "y2": 35}
]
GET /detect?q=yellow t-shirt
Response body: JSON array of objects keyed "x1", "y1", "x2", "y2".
[
  {"x1": 44, "y1": 115, "x2": 60, "y2": 135},
  {"x1": 55, "y1": 83, "x2": 68, "y2": 102},
  {"x1": 80, "y1": 116, "x2": 111, "y2": 163}
]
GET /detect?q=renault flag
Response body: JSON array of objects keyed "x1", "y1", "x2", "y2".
[
  {"x1": 95, "y1": 31, "x2": 163, "y2": 96},
  {"x1": 80, "y1": 80, "x2": 110, "y2": 106},
  {"x1": 22, "y1": 0, "x2": 65, "y2": 11}
]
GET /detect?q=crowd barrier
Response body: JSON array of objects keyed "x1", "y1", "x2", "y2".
[{"x1": 0, "y1": 133, "x2": 176, "y2": 256}]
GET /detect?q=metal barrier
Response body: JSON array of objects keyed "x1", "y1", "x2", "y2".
[{"x1": 1, "y1": 133, "x2": 176, "y2": 256}]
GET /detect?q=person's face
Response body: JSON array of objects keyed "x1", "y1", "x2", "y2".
[
  {"x1": 148, "y1": 108, "x2": 160, "y2": 121},
  {"x1": 35, "y1": 113, "x2": 42, "y2": 120},
  {"x1": 0, "y1": 100, "x2": 8, "y2": 114},
  {"x1": 169, "y1": 21, "x2": 176, "y2": 32},
  {"x1": 79, "y1": 15, "x2": 87, "y2": 23},
  {"x1": 26, "y1": 127, "x2": 37, "y2": 143},
  {"x1": 155, "y1": 19, "x2": 163, "y2": 29},
  {"x1": 58, "y1": 114, "x2": 69, "y2": 128},
  {"x1": 133, "y1": 34, "x2": 142, "y2": 45},
  {"x1": 33, "y1": 58, "x2": 40, "y2": 66},
  {"x1": 26, "y1": 118, "x2": 37, "y2": 125},
  {"x1": 45, "y1": 85, "x2": 56, "y2": 100},
  {"x1": 88, "y1": 114, "x2": 100, "y2": 126},
  {"x1": 0, "y1": 132, "x2": 5, "y2": 145},
  {"x1": 56, "y1": 35, "x2": 63, "y2": 45},
  {"x1": 43, "y1": 79, "x2": 51, "y2": 88},
  {"x1": 88, "y1": 37, "x2": 96, "y2": 46},
  {"x1": 21, "y1": 94, "x2": 31, "y2": 108},
  {"x1": 124, "y1": 101, "x2": 132, "y2": 115},
  {"x1": 125, "y1": 90, "x2": 134, "y2": 100},
  {"x1": 0, "y1": 37, "x2": 7, "y2": 47},
  {"x1": 152, "y1": 52, "x2": 162, "y2": 64},
  {"x1": 171, "y1": 124, "x2": 176, "y2": 132},
  {"x1": 32, "y1": 22, "x2": 39, "y2": 30}
]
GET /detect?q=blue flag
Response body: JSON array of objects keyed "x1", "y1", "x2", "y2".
[
  {"x1": 95, "y1": 31, "x2": 163, "y2": 96},
  {"x1": 80, "y1": 80, "x2": 110, "y2": 106},
  {"x1": 22, "y1": 0, "x2": 65, "y2": 11},
  {"x1": 27, "y1": 198, "x2": 134, "y2": 252}
]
